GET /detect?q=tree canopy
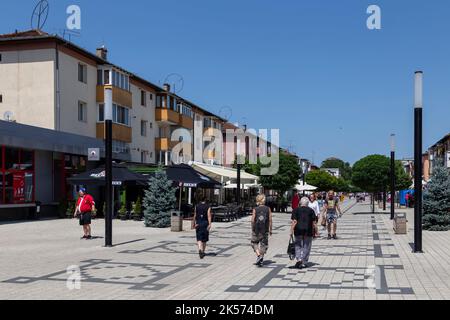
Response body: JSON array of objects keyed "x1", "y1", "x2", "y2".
[{"x1": 321, "y1": 157, "x2": 352, "y2": 181}]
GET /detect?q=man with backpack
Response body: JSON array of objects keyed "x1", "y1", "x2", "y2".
[{"x1": 251, "y1": 194, "x2": 273, "y2": 267}]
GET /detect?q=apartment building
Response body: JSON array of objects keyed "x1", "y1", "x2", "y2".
[
  {"x1": 428, "y1": 133, "x2": 450, "y2": 177},
  {"x1": 0, "y1": 29, "x2": 231, "y2": 216}
]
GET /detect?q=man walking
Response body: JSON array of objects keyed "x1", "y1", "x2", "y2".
[
  {"x1": 251, "y1": 195, "x2": 273, "y2": 267},
  {"x1": 292, "y1": 190, "x2": 300, "y2": 211},
  {"x1": 74, "y1": 188, "x2": 95, "y2": 240},
  {"x1": 324, "y1": 190, "x2": 342, "y2": 240}
]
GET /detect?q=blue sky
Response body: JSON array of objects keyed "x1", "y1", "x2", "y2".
[{"x1": 1, "y1": 0, "x2": 450, "y2": 165}]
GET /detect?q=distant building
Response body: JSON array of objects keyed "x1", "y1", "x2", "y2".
[
  {"x1": 323, "y1": 168, "x2": 340, "y2": 178},
  {"x1": 428, "y1": 133, "x2": 450, "y2": 176}
]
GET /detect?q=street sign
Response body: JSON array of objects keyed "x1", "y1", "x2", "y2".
[{"x1": 88, "y1": 148, "x2": 100, "y2": 161}]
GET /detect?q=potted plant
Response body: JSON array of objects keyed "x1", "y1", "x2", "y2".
[
  {"x1": 132, "y1": 197, "x2": 143, "y2": 221},
  {"x1": 118, "y1": 203, "x2": 128, "y2": 220}
]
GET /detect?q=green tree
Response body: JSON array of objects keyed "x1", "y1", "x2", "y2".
[
  {"x1": 321, "y1": 157, "x2": 353, "y2": 181},
  {"x1": 305, "y1": 170, "x2": 337, "y2": 192},
  {"x1": 394, "y1": 160, "x2": 413, "y2": 191},
  {"x1": 258, "y1": 151, "x2": 301, "y2": 196},
  {"x1": 143, "y1": 169, "x2": 176, "y2": 228},
  {"x1": 423, "y1": 164, "x2": 450, "y2": 231}
]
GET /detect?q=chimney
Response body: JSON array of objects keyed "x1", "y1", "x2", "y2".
[
  {"x1": 96, "y1": 46, "x2": 108, "y2": 60},
  {"x1": 163, "y1": 83, "x2": 171, "y2": 92}
]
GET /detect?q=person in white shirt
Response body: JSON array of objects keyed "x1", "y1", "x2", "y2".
[{"x1": 308, "y1": 193, "x2": 320, "y2": 237}]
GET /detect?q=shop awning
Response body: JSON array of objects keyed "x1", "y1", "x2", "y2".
[
  {"x1": 190, "y1": 162, "x2": 259, "y2": 183},
  {"x1": 67, "y1": 164, "x2": 149, "y2": 186},
  {"x1": 165, "y1": 164, "x2": 222, "y2": 189}
]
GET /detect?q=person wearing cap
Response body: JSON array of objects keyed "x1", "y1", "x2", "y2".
[{"x1": 74, "y1": 188, "x2": 95, "y2": 239}]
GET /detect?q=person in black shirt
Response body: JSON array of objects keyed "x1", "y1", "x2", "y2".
[
  {"x1": 192, "y1": 197, "x2": 212, "y2": 259},
  {"x1": 251, "y1": 194, "x2": 273, "y2": 267},
  {"x1": 290, "y1": 197, "x2": 317, "y2": 269}
]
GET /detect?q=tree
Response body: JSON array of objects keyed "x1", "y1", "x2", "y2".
[
  {"x1": 258, "y1": 151, "x2": 301, "y2": 196},
  {"x1": 394, "y1": 160, "x2": 413, "y2": 191},
  {"x1": 143, "y1": 169, "x2": 176, "y2": 228},
  {"x1": 305, "y1": 170, "x2": 337, "y2": 192},
  {"x1": 352, "y1": 155, "x2": 390, "y2": 193},
  {"x1": 423, "y1": 164, "x2": 450, "y2": 231},
  {"x1": 321, "y1": 157, "x2": 353, "y2": 181}
]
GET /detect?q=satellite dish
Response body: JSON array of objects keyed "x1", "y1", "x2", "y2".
[
  {"x1": 163, "y1": 73, "x2": 184, "y2": 94},
  {"x1": 31, "y1": 0, "x2": 49, "y2": 30},
  {"x1": 3, "y1": 111, "x2": 15, "y2": 122},
  {"x1": 218, "y1": 106, "x2": 233, "y2": 122}
]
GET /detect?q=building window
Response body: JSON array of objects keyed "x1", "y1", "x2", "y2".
[
  {"x1": 78, "y1": 101, "x2": 87, "y2": 122},
  {"x1": 78, "y1": 63, "x2": 87, "y2": 83},
  {"x1": 141, "y1": 151, "x2": 147, "y2": 164},
  {"x1": 141, "y1": 120, "x2": 147, "y2": 137},
  {"x1": 97, "y1": 70, "x2": 102, "y2": 85},
  {"x1": 149, "y1": 122, "x2": 153, "y2": 129},
  {"x1": 113, "y1": 104, "x2": 130, "y2": 126},
  {"x1": 98, "y1": 104, "x2": 104, "y2": 122},
  {"x1": 0, "y1": 94, "x2": 2, "y2": 103},
  {"x1": 112, "y1": 140, "x2": 129, "y2": 154},
  {"x1": 0, "y1": 147, "x2": 35, "y2": 205},
  {"x1": 150, "y1": 94, "x2": 153, "y2": 100},
  {"x1": 141, "y1": 90, "x2": 147, "y2": 107}
]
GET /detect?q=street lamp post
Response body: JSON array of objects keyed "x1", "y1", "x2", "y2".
[
  {"x1": 413, "y1": 71, "x2": 423, "y2": 253},
  {"x1": 104, "y1": 87, "x2": 113, "y2": 247},
  {"x1": 236, "y1": 139, "x2": 241, "y2": 208},
  {"x1": 390, "y1": 134, "x2": 396, "y2": 220}
]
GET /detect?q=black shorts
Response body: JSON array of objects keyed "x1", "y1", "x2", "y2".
[
  {"x1": 196, "y1": 226, "x2": 209, "y2": 243},
  {"x1": 79, "y1": 212, "x2": 92, "y2": 226}
]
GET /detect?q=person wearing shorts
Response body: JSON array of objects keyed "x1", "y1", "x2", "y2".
[
  {"x1": 251, "y1": 194, "x2": 273, "y2": 267},
  {"x1": 74, "y1": 188, "x2": 95, "y2": 240},
  {"x1": 324, "y1": 190, "x2": 342, "y2": 240}
]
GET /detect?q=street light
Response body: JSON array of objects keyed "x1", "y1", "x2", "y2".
[
  {"x1": 104, "y1": 87, "x2": 113, "y2": 247},
  {"x1": 390, "y1": 134, "x2": 396, "y2": 220},
  {"x1": 236, "y1": 137, "x2": 242, "y2": 207},
  {"x1": 413, "y1": 71, "x2": 423, "y2": 253}
]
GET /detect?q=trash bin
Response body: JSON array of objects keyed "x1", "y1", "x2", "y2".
[
  {"x1": 394, "y1": 212, "x2": 407, "y2": 234},
  {"x1": 171, "y1": 211, "x2": 183, "y2": 232},
  {"x1": 35, "y1": 201, "x2": 42, "y2": 220}
]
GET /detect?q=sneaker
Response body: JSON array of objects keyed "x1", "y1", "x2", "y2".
[
  {"x1": 81, "y1": 235, "x2": 87, "y2": 239},
  {"x1": 295, "y1": 261, "x2": 303, "y2": 269},
  {"x1": 332, "y1": 234, "x2": 337, "y2": 240},
  {"x1": 327, "y1": 234, "x2": 332, "y2": 240},
  {"x1": 256, "y1": 256, "x2": 263, "y2": 266},
  {"x1": 86, "y1": 235, "x2": 92, "y2": 240}
]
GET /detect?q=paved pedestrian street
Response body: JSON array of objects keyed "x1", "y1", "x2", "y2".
[{"x1": 1, "y1": 200, "x2": 450, "y2": 300}]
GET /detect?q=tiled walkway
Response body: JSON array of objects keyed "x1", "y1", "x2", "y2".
[{"x1": 1, "y1": 200, "x2": 449, "y2": 300}]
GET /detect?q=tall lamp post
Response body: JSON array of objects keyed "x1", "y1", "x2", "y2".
[
  {"x1": 236, "y1": 138, "x2": 241, "y2": 208},
  {"x1": 413, "y1": 71, "x2": 423, "y2": 253},
  {"x1": 390, "y1": 134, "x2": 396, "y2": 220},
  {"x1": 104, "y1": 87, "x2": 113, "y2": 247}
]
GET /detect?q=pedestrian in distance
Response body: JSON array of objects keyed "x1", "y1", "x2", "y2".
[
  {"x1": 291, "y1": 197, "x2": 317, "y2": 269},
  {"x1": 308, "y1": 193, "x2": 320, "y2": 237},
  {"x1": 192, "y1": 197, "x2": 212, "y2": 259},
  {"x1": 291, "y1": 189, "x2": 300, "y2": 211},
  {"x1": 324, "y1": 190, "x2": 342, "y2": 240},
  {"x1": 251, "y1": 194, "x2": 273, "y2": 267},
  {"x1": 74, "y1": 187, "x2": 95, "y2": 240}
]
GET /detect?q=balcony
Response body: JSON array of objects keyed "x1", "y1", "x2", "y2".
[
  {"x1": 180, "y1": 114, "x2": 194, "y2": 130},
  {"x1": 155, "y1": 108, "x2": 180, "y2": 125},
  {"x1": 96, "y1": 85, "x2": 132, "y2": 108},
  {"x1": 155, "y1": 138, "x2": 170, "y2": 151},
  {"x1": 96, "y1": 123, "x2": 132, "y2": 143}
]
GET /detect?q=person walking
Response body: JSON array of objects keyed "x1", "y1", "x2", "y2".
[
  {"x1": 291, "y1": 190, "x2": 300, "y2": 211},
  {"x1": 192, "y1": 197, "x2": 212, "y2": 259},
  {"x1": 74, "y1": 187, "x2": 95, "y2": 240},
  {"x1": 291, "y1": 197, "x2": 317, "y2": 269},
  {"x1": 251, "y1": 194, "x2": 273, "y2": 267},
  {"x1": 324, "y1": 190, "x2": 342, "y2": 240},
  {"x1": 308, "y1": 193, "x2": 320, "y2": 237}
]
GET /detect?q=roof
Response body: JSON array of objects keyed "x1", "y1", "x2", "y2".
[
  {"x1": 429, "y1": 133, "x2": 450, "y2": 150},
  {"x1": 190, "y1": 161, "x2": 259, "y2": 182},
  {"x1": 0, "y1": 29, "x2": 225, "y2": 122}
]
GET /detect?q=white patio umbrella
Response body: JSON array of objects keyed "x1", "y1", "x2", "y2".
[{"x1": 295, "y1": 181, "x2": 318, "y2": 192}]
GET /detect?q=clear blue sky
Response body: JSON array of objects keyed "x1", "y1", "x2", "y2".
[{"x1": 1, "y1": 0, "x2": 450, "y2": 165}]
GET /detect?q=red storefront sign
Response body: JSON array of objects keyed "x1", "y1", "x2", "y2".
[{"x1": 13, "y1": 172, "x2": 25, "y2": 203}]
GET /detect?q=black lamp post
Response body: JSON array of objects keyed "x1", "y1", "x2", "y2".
[
  {"x1": 390, "y1": 134, "x2": 396, "y2": 220},
  {"x1": 413, "y1": 71, "x2": 423, "y2": 253},
  {"x1": 236, "y1": 138, "x2": 241, "y2": 207},
  {"x1": 104, "y1": 87, "x2": 113, "y2": 247}
]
